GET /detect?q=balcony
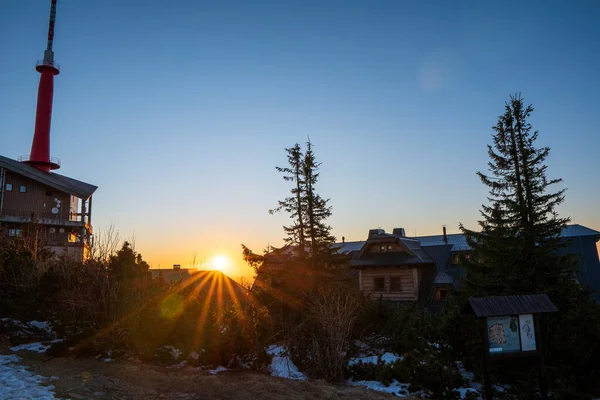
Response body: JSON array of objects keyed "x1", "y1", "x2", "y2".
[{"x1": 0, "y1": 209, "x2": 90, "y2": 231}]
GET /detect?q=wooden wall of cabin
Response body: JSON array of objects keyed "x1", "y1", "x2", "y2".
[
  {"x1": 2, "y1": 171, "x2": 71, "y2": 220},
  {"x1": 359, "y1": 267, "x2": 419, "y2": 301}
]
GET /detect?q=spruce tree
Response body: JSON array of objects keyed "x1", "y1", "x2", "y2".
[
  {"x1": 458, "y1": 93, "x2": 600, "y2": 396},
  {"x1": 460, "y1": 94, "x2": 576, "y2": 296},
  {"x1": 302, "y1": 140, "x2": 335, "y2": 257},
  {"x1": 269, "y1": 143, "x2": 307, "y2": 250}
]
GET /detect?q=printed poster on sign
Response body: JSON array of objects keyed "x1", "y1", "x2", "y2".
[
  {"x1": 519, "y1": 314, "x2": 536, "y2": 352},
  {"x1": 487, "y1": 316, "x2": 521, "y2": 354}
]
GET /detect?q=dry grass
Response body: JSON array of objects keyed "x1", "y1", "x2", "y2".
[{"x1": 4, "y1": 347, "x2": 423, "y2": 400}]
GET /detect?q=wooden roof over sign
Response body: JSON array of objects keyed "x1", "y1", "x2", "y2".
[{"x1": 463, "y1": 294, "x2": 558, "y2": 318}]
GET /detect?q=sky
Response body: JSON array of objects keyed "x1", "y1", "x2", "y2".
[{"x1": 1, "y1": 0, "x2": 599, "y2": 279}]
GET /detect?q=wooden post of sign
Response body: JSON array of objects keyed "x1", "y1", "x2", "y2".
[
  {"x1": 481, "y1": 318, "x2": 493, "y2": 400},
  {"x1": 534, "y1": 315, "x2": 548, "y2": 400}
]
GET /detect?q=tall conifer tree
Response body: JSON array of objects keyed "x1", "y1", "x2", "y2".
[
  {"x1": 302, "y1": 140, "x2": 335, "y2": 257},
  {"x1": 460, "y1": 94, "x2": 576, "y2": 296},
  {"x1": 269, "y1": 143, "x2": 307, "y2": 250}
]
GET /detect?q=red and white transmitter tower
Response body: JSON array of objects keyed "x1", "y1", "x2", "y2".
[{"x1": 21, "y1": 0, "x2": 61, "y2": 172}]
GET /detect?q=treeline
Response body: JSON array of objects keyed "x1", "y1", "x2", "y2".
[{"x1": 0, "y1": 236, "x2": 270, "y2": 368}]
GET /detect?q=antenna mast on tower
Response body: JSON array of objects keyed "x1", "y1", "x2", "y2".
[{"x1": 21, "y1": 0, "x2": 61, "y2": 172}]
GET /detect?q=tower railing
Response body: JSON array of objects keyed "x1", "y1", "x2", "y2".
[
  {"x1": 36, "y1": 60, "x2": 60, "y2": 71},
  {"x1": 18, "y1": 155, "x2": 61, "y2": 167}
]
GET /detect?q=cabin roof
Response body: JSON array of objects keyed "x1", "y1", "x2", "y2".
[
  {"x1": 332, "y1": 224, "x2": 600, "y2": 254},
  {"x1": 463, "y1": 294, "x2": 558, "y2": 318},
  {"x1": 0, "y1": 155, "x2": 97, "y2": 199}
]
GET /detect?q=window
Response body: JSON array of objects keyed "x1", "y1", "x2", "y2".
[
  {"x1": 379, "y1": 245, "x2": 386, "y2": 252},
  {"x1": 390, "y1": 277, "x2": 402, "y2": 292},
  {"x1": 68, "y1": 232, "x2": 79, "y2": 243},
  {"x1": 387, "y1": 245, "x2": 392, "y2": 251},
  {"x1": 374, "y1": 277, "x2": 385, "y2": 291},
  {"x1": 5, "y1": 183, "x2": 12, "y2": 192},
  {"x1": 434, "y1": 288, "x2": 449, "y2": 301},
  {"x1": 19, "y1": 185, "x2": 26, "y2": 193},
  {"x1": 8, "y1": 229, "x2": 22, "y2": 237}
]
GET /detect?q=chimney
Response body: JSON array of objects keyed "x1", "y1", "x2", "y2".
[
  {"x1": 342, "y1": 236, "x2": 345, "y2": 243},
  {"x1": 21, "y1": 0, "x2": 61, "y2": 172},
  {"x1": 443, "y1": 226, "x2": 448, "y2": 244},
  {"x1": 368, "y1": 229, "x2": 385, "y2": 238},
  {"x1": 173, "y1": 264, "x2": 181, "y2": 270},
  {"x1": 392, "y1": 228, "x2": 406, "y2": 237}
]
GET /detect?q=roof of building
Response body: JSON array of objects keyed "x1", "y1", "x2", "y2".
[
  {"x1": 0, "y1": 155, "x2": 97, "y2": 199},
  {"x1": 561, "y1": 224, "x2": 600, "y2": 238},
  {"x1": 464, "y1": 294, "x2": 558, "y2": 317},
  {"x1": 413, "y1": 233, "x2": 471, "y2": 251},
  {"x1": 433, "y1": 270, "x2": 455, "y2": 284},
  {"x1": 351, "y1": 233, "x2": 434, "y2": 268},
  {"x1": 333, "y1": 224, "x2": 600, "y2": 254}
]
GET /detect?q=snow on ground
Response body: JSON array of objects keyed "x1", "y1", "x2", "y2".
[
  {"x1": 208, "y1": 366, "x2": 228, "y2": 375},
  {"x1": 454, "y1": 387, "x2": 479, "y2": 399},
  {"x1": 27, "y1": 321, "x2": 54, "y2": 335},
  {"x1": 266, "y1": 345, "x2": 306, "y2": 380},
  {"x1": 346, "y1": 378, "x2": 410, "y2": 397},
  {"x1": 10, "y1": 339, "x2": 63, "y2": 354},
  {"x1": 455, "y1": 361, "x2": 482, "y2": 399},
  {"x1": 348, "y1": 352, "x2": 402, "y2": 366},
  {"x1": 0, "y1": 354, "x2": 56, "y2": 399},
  {"x1": 168, "y1": 361, "x2": 187, "y2": 369},
  {"x1": 158, "y1": 345, "x2": 182, "y2": 360}
]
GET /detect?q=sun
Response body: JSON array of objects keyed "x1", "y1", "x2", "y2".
[{"x1": 211, "y1": 255, "x2": 229, "y2": 271}]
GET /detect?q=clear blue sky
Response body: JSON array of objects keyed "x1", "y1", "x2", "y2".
[{"x1": 1, "y1": 0, "x2": 599, "y2": 277}]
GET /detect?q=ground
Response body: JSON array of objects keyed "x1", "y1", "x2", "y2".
[{"x1": 1, "y1": 343, "x2": 413, "y2": 400}]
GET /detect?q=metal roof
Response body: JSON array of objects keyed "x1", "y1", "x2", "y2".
[
  {"x1": 333, "y1": 241, "x2": 365, "y2": 254},
  {"x1": 335, "y1": 225, "x2": 599, "y2": 253},
  {"x1": 433, "y1": 270, "x2": 455, "y2": 284},
  {"x1": 561, "y1": 224, "x2": 600, "y2": 238},
  {"x1": 0, "y1": 155, "x2": 97, "y2": 199},
  {"x1": 414, "y1": 233, "x2": 471, "y2": 251},
  {"x1": 464, "y1": 294, "x2": 558, "y2": 318}
]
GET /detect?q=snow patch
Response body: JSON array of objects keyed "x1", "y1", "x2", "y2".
[
  {"x1": 28, "y1": 321, "x2": 53, "y2": 335},
  {"x1": 158, "y1": 345, "x2": 182, "y2": 360},
  {"x1": 455, "y1": 361, "x2": 482, "y2": 398},
  {"x1": 168, "y1": 361, "x2": 187, "y2": 369},
  {"x1": 346, "y1": 378, "x2": 409, "y2": 397},
  {"x1": 0, "y1": 354, "x2": 57, "y2": 399},
  {"x1": 348, "y1": 352, "x2": 402, "y2": 366},
  {"x1": 454, "y1": 387, "x2": 480, "y2": 399},
  {"x1": 208, "y1": 366, "x2": 228, "y2": 375},
  {"x1": 266, "y1": 345, "x2": 306, "y2": 381},
  {"x1": 10, "y1": 339, "x2": 63, "y2": 354}
]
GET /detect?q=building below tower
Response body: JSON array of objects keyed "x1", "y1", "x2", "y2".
[{"x1": 0, "y1": 155, "x2": 97, "y2": 260}]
